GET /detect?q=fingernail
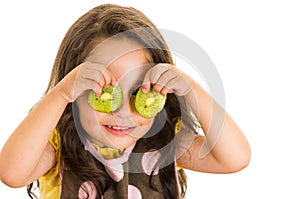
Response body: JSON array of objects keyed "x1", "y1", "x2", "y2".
[
  {"x1": 142, "y1": 87, "x2": 148, "y2": 93},
  {"x1": 112, "y1": 82, "x2": 118, "y2": 87}
]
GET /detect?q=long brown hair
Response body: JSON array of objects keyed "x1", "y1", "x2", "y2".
[{"x1": 28, "y1": 4, "x2": 198, "y2": 198}]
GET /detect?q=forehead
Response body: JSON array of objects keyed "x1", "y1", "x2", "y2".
[
  {"x1": 86, "y1": 37, "x2": 147, "y2": 65},
  {"x1": 85, "y1": 37, "x2": 151, "y2": 84}
]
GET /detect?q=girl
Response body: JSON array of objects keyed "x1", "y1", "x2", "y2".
[{"x1": 0, "y1": 4, "x2": 250, "y2": 199}]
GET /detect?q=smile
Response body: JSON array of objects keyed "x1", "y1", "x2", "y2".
[
  {"x1": 103, "y1": 125, "x2": 135, "y2": 136},
  {"x1": 107, "y1": 125, "x2": 131, "y2": 130}
]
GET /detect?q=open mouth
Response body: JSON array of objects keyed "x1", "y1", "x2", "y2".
[{"x1": 103, "y1": 125, "x2": 135, "y2": 136}]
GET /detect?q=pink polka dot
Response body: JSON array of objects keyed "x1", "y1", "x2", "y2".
[
  {"x1": 128, "y1": 185, "x2": 142, "y2": 199},
  {"x1": 78, "y1": 181, "x2": 97, "y2": 199},
  {"x1": 141, "y1": 150, "x2": 161, "y2": 175}
]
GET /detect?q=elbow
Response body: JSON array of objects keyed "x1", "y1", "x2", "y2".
[
  {"x1": 1, "y1": 178, "x2": 27, "y2": 189},
  {"x1": 226, "y1": 147, "x2": 251, "y2": 173},
  {"x1": 0, "y1": 159, "x2": 32, "y2": 188},
  {"x1": 229, "y1": 157, "x2": 250, "y2": 173},
  {"x1": 238, "y1": 143, "x2": 251, "y2": 171},
  {"x1": 1, "y1": 172, "x2": 29, "y2": 188}
]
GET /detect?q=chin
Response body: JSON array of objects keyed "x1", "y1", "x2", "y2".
[{"x1": 107, "y1": 137, "x2": 138, "y2": 149}]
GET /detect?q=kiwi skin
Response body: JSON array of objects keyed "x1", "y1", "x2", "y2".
[
  {"x1": 88, "y1": 85, "x2": 123, "y2": 113},
  {"x1": 135, "y1": 88, "x2": 167, "y2": 118}
]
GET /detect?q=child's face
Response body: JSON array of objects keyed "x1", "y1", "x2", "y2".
[{"x1": 76, "y1": 38, "x2": 154, "y2": 149}]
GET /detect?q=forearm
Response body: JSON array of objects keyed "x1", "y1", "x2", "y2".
[
  {"x1": 185, "y1": 81, "x2": 251, "y2": 170},
  {"x1": 0, "y1": 85, "x2": 68, "y2": 185}
]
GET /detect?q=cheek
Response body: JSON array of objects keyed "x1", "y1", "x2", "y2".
[
  {"x1": 129, "y1": 97, "x2": 154, "y2": 128},
  {"x1": 131, "y1": 117, "x2": 154, "y2": 139},
  {"x1": 140, "y1": 118, "x2": 154, "y2": 128},
  {"x1": 76, "y1": 96, "x2": 103, "y2": 133},
  {"x1": 79, "y1": 109, "x2": 97, "y2": 127}
]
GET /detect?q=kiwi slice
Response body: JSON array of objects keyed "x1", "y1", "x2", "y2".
[
  {"x1": 88, "y1": 85, "x2": 123, "y2": 113},
  {"x1": 135, "y1": 88, "x2": 167, "y2": 118}
]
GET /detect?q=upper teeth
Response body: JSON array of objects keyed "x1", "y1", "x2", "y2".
[{"x1": 107, "y1": 125, "x2": 130, "y2": 130}]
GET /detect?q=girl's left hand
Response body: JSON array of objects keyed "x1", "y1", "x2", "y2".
[{"x1": 142, "y1": 64, "x2": 193, "y2": 96}]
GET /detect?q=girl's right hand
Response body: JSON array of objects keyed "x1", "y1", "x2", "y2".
[{"x1": 57, "y1": 62, "x2": 117, "y2": 103}]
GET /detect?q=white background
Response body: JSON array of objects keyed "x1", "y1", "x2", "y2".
[{"x1": 1, "y1": 0, "x2": 300, "y2": 198}]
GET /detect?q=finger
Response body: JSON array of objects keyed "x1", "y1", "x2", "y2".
[
  {"x1": 80, "y1": 68, "x2": 105, "y2": 95},
  {"x1": 93, "y1": 83, "x2": 103, "y2": 97},
  {"x1": 87, "y1": 78, "x2": 103, "y2": 97},
  {"x1": 75, "y1": 77, "x2": 102, "y2": 98},
  {"x1": 84, "y1": 63, "x2": 117, "y2": 88},
  {"x1": 161, "y1": 86, "x2": 171, "y2": 96},
  {"x1": 101, "y1": 68, "x2": 113, "y2": 88},
  {"x1": 152, "y1": 70, "x2": 177, "y2": 94},
  {"x1": 110, "y1": 73, "x2": 118, "y2": 87},
  {"x1": 141, "y1": 69, "x2": 152, "y2": 93},
  {"x1": 80, "y1": 63, "x2": 105, "y2": 85},
  {"x1": 142, "y1": 64, "x2": 168, "y2": 93},
  {"x1": 92, "y1": 64, "x2": 118, "y2": 88},
  {"x1": 148, "y1": 64, "x2": 169, "y2": 84},
  {"x1": 165, "y1": 77, "x2": 191, "y2": 96},
  {"x1": 82, "y1": 68, "x2": 106, "y2": 89},
  {"x1": 152, "y1": 83, "x2": 164, "y2": 94}
]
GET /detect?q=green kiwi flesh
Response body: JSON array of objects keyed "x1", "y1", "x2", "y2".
[
  {"x1": 88, "y1": 85, "x2": 123, "y2": 113},
  {"x1": 135, "y1": 88, "x2": 167, "y2": 118}
]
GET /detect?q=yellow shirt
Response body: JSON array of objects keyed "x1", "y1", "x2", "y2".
[{"x1": 38, "y1": 129, "x2": 61, "y2": 198}]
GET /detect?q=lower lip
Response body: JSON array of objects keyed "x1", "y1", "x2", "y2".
[{"x1": 103, "y1": 125, "x2": 135, "y2": 136}]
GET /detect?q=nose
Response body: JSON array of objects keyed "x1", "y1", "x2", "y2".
[{"x1": 112, "y1": 94, "x2": 135, "y2": 119}]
